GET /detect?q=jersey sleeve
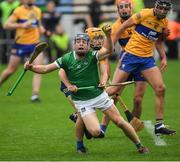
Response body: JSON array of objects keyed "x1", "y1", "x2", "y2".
[
  {"x1": 55, "y1": 53, "x2": 70, "y2": 69},
  {"x1": 55, "y1": 57, "x2": 63, "y2": 68},
  {"x1": 92, "y1": 50, "x2": 99, "y2": 62}
]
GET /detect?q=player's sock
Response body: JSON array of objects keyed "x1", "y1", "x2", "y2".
[
  {"x1": 77, "y1": 140, "x2": 84, "y2": 149},
  {"x1": 31, "y1": 94, "x2": 40, "y2": 102},
  {"x1": 94, "y1": 130, "x2": 105, "y2": 138},
  {"x1": 136, "y1": 143, "x2": 149, "y2": 154},
  {"x1": 100, "y1": 124, "x2": 107, "y2": 133},
  {"x1": 156, "y1": 118, "x2": 163, "y2": 123},
  {"x1": 155, "y1": 118, "x2": 163, "y2": 128},
  {"x1": 135, "y1": 143, "x2": 143, "y2": 149}
]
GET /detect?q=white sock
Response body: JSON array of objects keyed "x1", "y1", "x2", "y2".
[{"x1": 31, "y1": 94, "x2": 38, "y2": 100}]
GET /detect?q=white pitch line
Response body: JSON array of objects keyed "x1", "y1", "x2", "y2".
[{"x1": 144, "y1": 120, "x2": 167, "y2": 146}]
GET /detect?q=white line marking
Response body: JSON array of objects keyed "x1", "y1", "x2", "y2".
[{"x1": 144, "y1": 120, "x2": 167, "y2": 146}]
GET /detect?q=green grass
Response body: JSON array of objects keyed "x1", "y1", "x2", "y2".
[{"x1": 0, "y1": 60, "x2": 180, "y2": 161}]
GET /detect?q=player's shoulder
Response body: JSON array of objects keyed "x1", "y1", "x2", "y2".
[
  {"x1": 133, "y1": 8, "x2": 153, "y2": 21},
  {"x1": 112, "y1": 18, "x2": 121, "y2": 28},
  {"x1": 56, "y1": 51, "x2": 72, "y2": 65},
  {"x1": 13, "y1": 5, "x2": 23, "y2": 13},
  {"x1": 63, "y1": 51, "x2": 73, "y2": 59},
  {"x1": 113, "y1": 18, "x2": 121, "y2": 25},
  {"x1": 33, "y1": 5, "x2": 42, "y2": 13},
  {"x1": 88, "y1": 49, "x2": 98, "y2": 56},
  {"x1": 139, "y1": 8, "x2": 153, "y2": 16}
]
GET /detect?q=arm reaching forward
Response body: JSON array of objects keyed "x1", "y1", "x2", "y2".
[{"x1": 24, "y1": 61, "x2": 58, "y2": 74}]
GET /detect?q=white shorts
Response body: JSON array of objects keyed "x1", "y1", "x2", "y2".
[{"x1": 73, "y1": 91, "x2": 114, "y2": 117}]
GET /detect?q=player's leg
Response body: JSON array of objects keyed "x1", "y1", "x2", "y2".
[
  {"x1": 100, "y1": 86, "x2": 125, "y2": 133},
  {"x1": 103, "y1": 104, "x2": 149, "y2": 153},
  {"x1": 74, "y1": 96, "x2": 105, "y2": 139},
  {"x1": 132, "y1": 80, "x2": 147, "y2": 118},
  {"x1": 31, "y1": 52, "x2": 43, "y2": 102},
  {"x1": 0, "y1": 54, "x2": 21, "y2": 86},
  {"x1": 106, "y1": 63, "x2": 129, "y2": 96},
  {"x1": 142, "y1": 65, "x2": 176, "y2": 135},
  {"x1": 100, "y1": 55, "x2": 130, "y2": 133},
  {"x1": 59, "y1": 78, "x2": 77, "y2": 122},
  {"x1": 82, "y1": 112, "x2": 104, "y2": 138},
  {"x1": 75, "y1": 112, "x2": 87, "y2": 153},
  {"x1": 59, "y1": 78, "x2": 92, "y2": 139}
]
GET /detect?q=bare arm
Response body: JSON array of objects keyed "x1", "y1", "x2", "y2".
[
  {"x1": 24, "y1": 62, "x2": 58, "y2": 74},
  {"x1": 97, "y1": 24, "x2": 113, "y2": 60},
  {"x1": 112, "y1": 17, "x2": 136, "y2": 44},
  {"x1": 99, "y1": 59, "x2": 110, "y2": 87},
  {"x1": 155, "y1": 38, "x2": 167, "y2": 72},
  {"x1": 38, "y1": 20, "x2": 46, "y2": 34},
  {"x1": 59, "y1": 69, "x2": 72, "y2": 88},
  {"x1": 3, "y1": 15, "x2": 32, "y2": 30},
  {"x1": 59, "y1": 68, "x2": 77, "y2": 93}
]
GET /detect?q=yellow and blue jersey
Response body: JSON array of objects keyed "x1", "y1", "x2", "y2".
[
  {"x1": 11, "y1": 5, "x2": 42, "y2": 44},
  {"x1": 111, "y1": 18, "x2": 133, "y2": 49},
  {"x1": 125, "y1": 8, "x2": 168, "y2": 57}
]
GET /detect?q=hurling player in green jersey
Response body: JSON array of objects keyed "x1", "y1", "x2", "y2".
[
  {"x1": 24, "y1": 24, "x2": 149, "y2": 154},
  {"x1": 59, "y1": 27, "x2": 110, "y2": 140}
]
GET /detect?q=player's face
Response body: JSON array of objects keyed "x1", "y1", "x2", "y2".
[
  {"x1": 118, "y1": 3, "x2": 131, "y2": 20},
  {"x1": 7, "y1": 0, "x2": 14, "y2": 3},
  {"x1": 23, "y1": 0, "x2": 35, "y2": 7},
  {"x1": 74, "y1": 38, "x2": 89, "y2": 56},
  {"x1": 92, "y1": 35, "x2": 104, "y2": 50},
  {"x1": 154, "y1": 5, "x2": 170, "y2": 19}
]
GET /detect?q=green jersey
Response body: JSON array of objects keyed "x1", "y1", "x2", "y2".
[{"x1": 56, "y1": 50, "x2": 103, "y2": 101}]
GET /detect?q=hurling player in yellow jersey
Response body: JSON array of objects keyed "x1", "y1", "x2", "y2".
[
  {"x1": 108, "y1": 0, "x2": 176, "y2": 135},
  {"x1": 100, "y1": 0, "x2": 148, "y2": 134},
  {"x1": 0, "y1": 0, "x2": 45, "y2": 102}
]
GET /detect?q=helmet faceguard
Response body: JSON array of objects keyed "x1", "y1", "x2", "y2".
[
  {"x1": 154, "y1": 0, "x2": 172, "y2": 19},
  {"x1": 85, "y1": 27, "x2": 105, "y2": 50},
  {"x1": 74, "y1": 33, "x2": 90, "y2": 43}
]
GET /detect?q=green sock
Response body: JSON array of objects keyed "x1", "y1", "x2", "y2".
[{"x1": 135, "y1": 143, "x2": 142, "y2": 149}]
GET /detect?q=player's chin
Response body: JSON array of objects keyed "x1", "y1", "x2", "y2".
[
  {"x1": 156, "y1": 14, "x2": 166, "y2": 19},
  {"x1": 77, "y1": 50, "x2": 87, "y2": 56},
  {"x1": 78, "y1": 49, "x2": 88, "y2": 53}
]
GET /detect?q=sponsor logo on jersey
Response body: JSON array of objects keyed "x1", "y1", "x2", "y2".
[
  {"x1": 84, "y1": 61, "x2": 89, "y2": 65},
  {"x1": 81, "y1": 107, "x2": 86, "y2": 113}
]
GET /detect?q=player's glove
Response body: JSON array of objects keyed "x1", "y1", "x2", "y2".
[{"x1": 102, "y1": 24, "x2": 111, "y2": 36}]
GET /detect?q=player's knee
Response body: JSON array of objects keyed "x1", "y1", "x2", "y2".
[
  {"x1": 106, "y1": 87, "x2": 119, "y2": 96},
  {"x1": 89, "y1": 128, "x2": 101, "y2": 137},
  {"x1": 134, "y1": 96, "x2": 143, "y2": 107},
  {"x1": 155, "y1": 84, "x2": 166, "y2": 96},
  {"x1": 6, "y1": 68, "x2": 16, "y2": 75}
]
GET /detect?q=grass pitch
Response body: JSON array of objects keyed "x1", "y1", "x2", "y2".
[{"x1": 0, "y1": 60, "x2": 180, "y2": 161}]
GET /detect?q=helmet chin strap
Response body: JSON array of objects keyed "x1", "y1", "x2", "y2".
[
  {"x1": 90, "y1": 44, "x2": 100, "y2": 50},
  {"x1": 27, "y1": 3, "x2": 34, "y2": 7},
  {"x1": 121, "y1": 15, "x2": 130, "y2": 20},
  {"x1": 76, "y1": 51, "x2": 86, "y2": 57}
]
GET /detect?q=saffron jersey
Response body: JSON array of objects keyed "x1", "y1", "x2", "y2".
[
  {"x1": 111, "y1": 17, "x2": 133, "y2": 48},
  {"x1": 55, "y1": 51, "x2": 103, "y2": 101},
  {"x1": 125, "y1": 8, "x2": 168, "y2": 57},
  {"x1": 10, "y1": 5, "x2": 42, "y2": 44}
]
